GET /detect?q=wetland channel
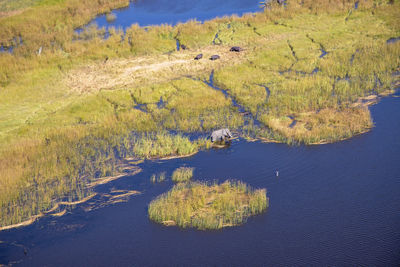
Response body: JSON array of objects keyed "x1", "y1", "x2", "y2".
[
  {"x1": 1, "y1": 0, "x2": 400, "y2": 266},
  {"x1": 1, "y1": 90, "x2": 399, "y2": 266}
]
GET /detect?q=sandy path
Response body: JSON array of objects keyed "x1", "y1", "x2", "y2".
[{"x1": 64, "y1": 45, "x2": 246, "y2": 94}]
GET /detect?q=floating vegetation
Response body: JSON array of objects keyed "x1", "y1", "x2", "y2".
[
  {"x1": 172, "y1": 167, "x2": 194, "y2": 183},
  {"x1": 148, "y1": 180, "x2": 268, "y2": 230},
  {"x1": 150, "y1": 172, "x2": 166, "y2": 183},
  {"x1": 105, "y1": 12, "x2": 117, "y2": 23}
]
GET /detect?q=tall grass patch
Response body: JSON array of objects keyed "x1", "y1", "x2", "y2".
[
  {"x1": 172, "y1": 167, "x2": 194, "y2": 183},
  {"x1": 148, "y1": 180, "x2": 268, "y2": 230}
]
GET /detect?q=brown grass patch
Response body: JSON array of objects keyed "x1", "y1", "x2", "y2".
[
  {"x1": 260, "y1": 107, "x2": 373, "y2": 144},
  {"x1": 64, "y1": 45, "x2": 247, "y2": 94}
]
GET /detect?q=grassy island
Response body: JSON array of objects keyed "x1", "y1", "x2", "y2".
[
  {"x1": 172, "y1": 167, "x2": 195, "y2": 183},
  {"x1": 0, "y1": 0, "x2": 399, "y2": 228},
  {"x1": 148, "y1": 180, "x2": 268, "y2": 230}
]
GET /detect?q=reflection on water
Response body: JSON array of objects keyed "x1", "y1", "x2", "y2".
[{"x1": 1, "y1": 92, "x2": 399, "y2": 266}]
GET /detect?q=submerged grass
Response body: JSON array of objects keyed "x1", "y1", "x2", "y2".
[
  {"x1": 150, "y1": 172, "x2": 166, "y2": 183},
  {"x1": 148, "y1": 180, "x2": 268, "y2": 230},
  {"x1": 0, "y1": 0, "x2": 399, "y2": 228},
  {"x1": 172, "y1": 167, "x2": 194, "y2": 183}
]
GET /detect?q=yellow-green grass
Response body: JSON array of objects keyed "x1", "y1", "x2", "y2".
[
  {"x1": 172, "y1": 167, "x2": 194, "y2": 183},
  {"x1": 0, "y1": 0, "x2": 399, "y2": 228},
  {"x1": 105, "y1": 12, "x2": 116, "y2": 23},
  {"x1": 0, "y1": 0, "x2": 129, "y2": 50},
  {"x1": 0, "y1": 0, "x2": 39, "y2": 15},
  {"x1": 150, "y1": 172, "x2": 166, "y2": 183},
  {"x1": 148, "y1": 180, "x2": 268, "y2": 230},
  {"x1": 0, "y1": 124, "x2": 205, "y2": 227}
]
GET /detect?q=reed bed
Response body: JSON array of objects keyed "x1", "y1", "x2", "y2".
[
  {"x1": 150, "y1": 172, "x2": 166, "y2": 183},
  {"x1": 172, "y1": 167, "x2": 195, "y2": 183},
  {"x1": 0, "y1": 0, "x2": 399, "y2": 228},
  {"x1": 0, "y1": 125, "x2": 202, "y2": 227},
  {"x1": 148, "y1": 180, "x2": 268, "y2": 230}
]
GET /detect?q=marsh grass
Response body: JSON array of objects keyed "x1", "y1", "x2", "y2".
[
  {"x1": 0, "y1": 125, "x2": 202, "y2": 227},
  {"x1": 150, "y1": 172, "x2": 166, "y2": 183},
  {"x1": 148, "y1": 180, "x2": 268, "y2": 230},
  {"x1": 172, "y1": 167, "x2": 194, "y2": 183},
  {"x1": 0, "y1": 0, "x2": 399, "y2": 228},
  {"x1": 105, "y1": 12, "x2": 116, "y2": 23}
]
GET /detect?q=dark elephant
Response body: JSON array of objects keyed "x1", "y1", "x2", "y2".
[
  {"x1": 210, "y1": 55, "x2": 220, "y2": 60},
  {"x1": 230, "y1": 46, "x2": 243, "y2": 52},
  {"x1": 194, "y1": 54, "x2": 203, "y2": 60}
]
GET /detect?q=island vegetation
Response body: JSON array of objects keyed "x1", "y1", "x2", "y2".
[
  {"x1": 172, "y1": 167, "x2": 195, "y2": 183},
  {"x1": 0, "y1": 0, "x2": 399, "y2": 228},
  {"x1": 148, "y1": 180, "x2": 268, "y2": 230},
  {"x1": 150, "y1": 172, "x2": 166, "y2": 183}
]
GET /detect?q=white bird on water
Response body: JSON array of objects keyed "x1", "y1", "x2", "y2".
[{"x1": 276, "y1": 170, "x2": 279, "y2": 177}]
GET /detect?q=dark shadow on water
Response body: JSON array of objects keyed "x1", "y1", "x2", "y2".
[
  {"x1": 387, "y1": 37, "x2": 400, "y2": 44},
  {"x1": 134, "y1": 103, "x2": 148, "y2": 113},
  {"x1": 319, "y1": 48, "x2": 328, "y2": 58}
]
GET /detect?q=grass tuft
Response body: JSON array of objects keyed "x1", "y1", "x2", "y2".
[
  {"x1": 148, "y1": 180, "x2": 268, "y2": 230},
  {"x1": 172, "y1": 167, "x2": 194, "y2": 183}
]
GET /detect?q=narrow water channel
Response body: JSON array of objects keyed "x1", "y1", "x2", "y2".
[{"x1": 1, "y1": 91, "x2": 399, "y2": 266}]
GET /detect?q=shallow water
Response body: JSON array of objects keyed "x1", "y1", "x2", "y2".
[
  {"x1": 81, "y1": 0, "x2": 260, "y2": 30},
  {"x1": 1, "y1": 91, "x2": 399, "y2": 266}
]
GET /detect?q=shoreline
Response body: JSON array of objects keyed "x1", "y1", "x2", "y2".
[
  {"x1": 0, "y1": 165, "x2": 144, "y2": 232},
  {"x1": 0, "y1": 193, "x2": 97, "y2": 232},
  {"x1": 1, "y1": 0, "x2": 399, "y2": 230}
]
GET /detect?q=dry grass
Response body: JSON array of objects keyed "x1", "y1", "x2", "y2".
[
  {"x1": 64, "y1": 45, "x2": 247, "y2": 94},
  {"x1": 259, "y1": 107, "x2": 373, "y2": 144}
]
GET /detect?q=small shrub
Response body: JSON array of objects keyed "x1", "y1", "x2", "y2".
[
  {"x1": 172, "y1": 167, "x2": 194, "y2": 183},
  {"x1": 150, "y1": 172, "x2": 166, "y2": 183},
  {"x1": 106, "y1": 13, "x2": 117, "y2": 23}
]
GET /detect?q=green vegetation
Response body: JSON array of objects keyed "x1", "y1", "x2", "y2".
[
  {"x1": 148, "y1": 180, "x2": 268, "y2": 230},
  {"x1": 0, "y1": 0, "x2": 40, "y2": 14},
  {"x1": 172, "y1": 167, "x2": 195, "y2": 183},
  {"x1": 0, "y1": 0, "x2": 399, "y2": 228},
  {"x1": 105, "y1": 12, "x2": 116, "y2": 23},
  {"x1": 150, "y1": 172, "x2": 166, "y2": 183}
]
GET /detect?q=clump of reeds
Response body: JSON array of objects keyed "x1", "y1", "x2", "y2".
[
  {"x1": 150, "y1": 172, "x2": 166, "y2": 183},
  {"x1": 171, "y1": 167, "x2": 194, "y2": 183},
  {"x1": 133, "y1": 132, "x2": 198, "y2": 159},
  {"x1": 148, "y1": 180, "x2": 268, "y2": 230},
  {"x1": 105, "y1": 12, "x2": 117, "y2": 23}
]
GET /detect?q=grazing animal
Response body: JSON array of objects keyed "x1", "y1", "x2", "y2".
[
  {"x1": 194, "y1": 54, "x2": 203, "y2": 60},
  {"x1": 210, "y1": 55, "x2": 220, "y2": 60},
  {"x1": 210, "y1": 128, "x2": 233, "y2": 142},
  {"x1": 230, "y1": 46, "x2": 243, "y2": 52},
  {"x1": 180, "y1": 44, "x2": 187, "y2": 50}
]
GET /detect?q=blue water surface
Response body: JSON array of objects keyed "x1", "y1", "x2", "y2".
[{"x1": 85, "y1": 0, "x2": 260, "y2": 30}]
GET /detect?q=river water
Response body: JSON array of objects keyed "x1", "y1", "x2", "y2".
[
  {"x1": 1, "y1": 92, "x2": 399, "y2": 266},
  {"x1": 81, "y1": 0, "x2": 260, "y2": 29}
]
